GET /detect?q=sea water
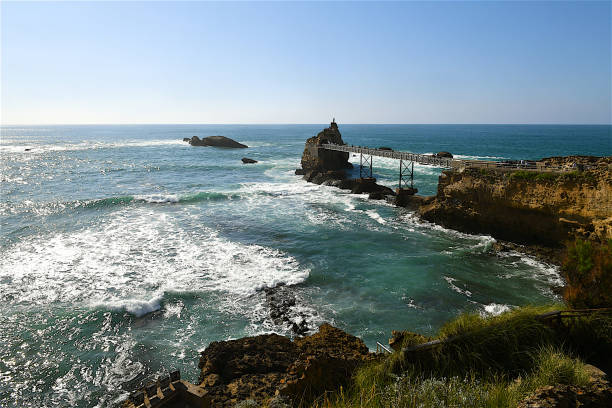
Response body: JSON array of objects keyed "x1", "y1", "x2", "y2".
[{"x1": 1, "y1": 124, "x2": 610, "y2": 406}]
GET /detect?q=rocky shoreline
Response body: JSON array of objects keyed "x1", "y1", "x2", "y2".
[
  {"x1": 295, "y1": 121, "x2": 612, "y2": 265},
  {"x1": 122, "y1": 123, "x2": 611, "y2": 407}
]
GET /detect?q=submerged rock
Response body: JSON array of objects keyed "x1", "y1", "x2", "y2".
[
  {"x1": 186, "y1": 136, "x2": 248, "y2": 148},
  {"x1": 241, "y1": 157, "x2": 258, "y2": 164}
]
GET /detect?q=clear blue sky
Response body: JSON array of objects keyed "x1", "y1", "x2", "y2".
[{"x1": 1, "y1": 1, "x2": 610, "y2": 124}]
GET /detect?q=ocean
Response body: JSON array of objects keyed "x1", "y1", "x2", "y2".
[{"x1": 1, "y1": 124, "x2": 610, "y2": 407}]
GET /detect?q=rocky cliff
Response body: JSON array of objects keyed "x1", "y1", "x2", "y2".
[
  {"x1": 418, "y1": 156, "x2": 612, "y2": 249},
  {"x1": 299, "y1": 120, "x2": 352, "y2": 172},
  {"x1": 297, "y1": 121, "x2": 396, "y2": 200},
  {"x1": 197, "y1": 323, "x2": 372, "y2": 407}
]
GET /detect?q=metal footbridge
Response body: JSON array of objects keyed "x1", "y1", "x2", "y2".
[
  {"x1": 321, "y1": 144, "x2": 455, "y2": 168},
  {"x1": 320, "y1": 143, "x2": 579, "y2": 192}
]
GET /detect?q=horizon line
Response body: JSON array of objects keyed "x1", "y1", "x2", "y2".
[{"x1": 2, "y1": 122, "x2": 611, "y2": 126}]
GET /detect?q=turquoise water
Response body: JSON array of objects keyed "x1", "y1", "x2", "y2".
[{"x1": 1, "y1": 124, "x2": 610, "y2": 406}]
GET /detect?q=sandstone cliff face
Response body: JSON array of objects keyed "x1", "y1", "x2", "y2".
[
  {"x1": 419, "y1": 157, "x2": 612, "y2": 248},
  {"x1": 197, "y1": 323, "x2": 372, "y2": 407},
  {"x1": 300, "y1": 121, "x2": 352, "y2": 171}
]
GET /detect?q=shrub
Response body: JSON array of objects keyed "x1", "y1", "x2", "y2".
[{"x1": 562, "y1": 239, "x2": 612, "y2": 308}]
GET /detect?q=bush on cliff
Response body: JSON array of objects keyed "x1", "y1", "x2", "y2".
[
  {"x1": 310, "y1": 305, "x2": 610, "y2": 408},
  {"x1": 562, "y1": 239, "x2": 612, "y2": 309}
]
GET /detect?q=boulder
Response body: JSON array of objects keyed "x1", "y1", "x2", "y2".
[
  {"x1": 187, "y1": 136, "x2": 248, "y2": 148},
  {"x1": 294, "y1": 168, "x2": 306, "y2": 176},
  {"x1": 183, "y1": 137, "x2": 191, "y2": 142},
  {"x1": 241, "y1": 157, "x2": 258, "y2": 164},
  {"x1": 435, "y1": 151, "x2": 453, "y2": 158}
]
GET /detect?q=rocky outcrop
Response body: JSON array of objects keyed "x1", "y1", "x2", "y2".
[
  {"x1": 297, "y1": 122, "x2": 397, "y2": 201},
  {"x1": 265, "y1": 285, "x2": 311, "y2": 336},
  {"x1": 186, "y1": 136, "x2": 248, "y2": 148},
  {"x1": 197, "y1": 323, "x2": 372, "y2": 407},
  {"x1": 242, "y1": 157, "x2": 258, "y2": 164},
  {"x1": 299, "y1": 120, "x2": 352, "y2": 172},
  {"x1": 418, "y1": 156, "x2": 612, "y2": 248},
  {"x1": 435, "y1": 151, "x2": 453, "y2": 158},
  {"x1": 518, "y1": 364, "x2": 612, "y2": 408}
]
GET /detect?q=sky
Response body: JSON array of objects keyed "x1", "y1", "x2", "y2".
[{"x1": 1, "y1": 1, "x2": 611, "y2": 125}]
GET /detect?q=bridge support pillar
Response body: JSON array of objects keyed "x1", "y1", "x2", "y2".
[
  {"x1": 360, "y1": 153, "x2": 373, "y2": 179},
  {"x1": 398, "y1": 159, "x2": 414, "y2": 190}
]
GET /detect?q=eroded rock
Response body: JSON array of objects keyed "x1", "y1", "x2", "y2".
[
  {"x1": 186, "y1": 136, "x2": 248, "y2": 148},
  {"x1": 196, "y1": 323, "x2": 372, "y2": 407}
]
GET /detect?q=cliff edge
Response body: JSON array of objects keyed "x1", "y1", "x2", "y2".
[{"x1": 418, "y1": 156, "x2": 612, "y2": 249}]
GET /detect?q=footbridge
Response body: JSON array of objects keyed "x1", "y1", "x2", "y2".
[{"x1": 320, "y1": 143, "x2": 575, "y2": 192}]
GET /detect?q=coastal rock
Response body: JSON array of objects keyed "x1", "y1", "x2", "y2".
[
  {"x1": 187, "y1": 136, "x2": 248, "y2": 148},
  {"x1": 183, "y1": 137, "x2": 191, "y2": 142},
  {"x1": 300, "y1": 120, "x2": 352, "y2": 172},
  {"x1": 435, "y1": 151, "x2": 453, "y2": 158},
  {"x1": 350, "y1": 178, "x2": 395, "y2": 196},
  {"x1": 278, "y1": 324, "x2": 372, "y2": 401},
  {"x1": 196, "y1": 323, "x2": 372, "y2": 407},
  {"x1": 418, "y1": 156, "x2": 612, "y2": 251},
  {"x1": 241, "y1": 157, "x2": 258, "y2": 164},
  {"x1": 265, "y1": 284, "x2": 311, "y2": 336},
  {"x1": 518, "y1": 367, "x2": 612, "y2": 408}
]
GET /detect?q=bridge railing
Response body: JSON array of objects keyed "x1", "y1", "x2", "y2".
[{"x1": 320, "y1": 143, "x2": 595, "y2": 173}]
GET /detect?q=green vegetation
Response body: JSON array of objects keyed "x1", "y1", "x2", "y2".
[
  {"x1": 562, "y1": 239, "x2": 612, "y2": 309},
  {"x1": 508, "y1": 170, "x2": 558, "y2": 182},
  {"x1": 507, "y1": 169, "x2": 597, "y2": 183},
  {"x1": 309, "y1": 305, "x2": 612, "y2": 408}
]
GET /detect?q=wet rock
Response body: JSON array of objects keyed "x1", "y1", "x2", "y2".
[
  {"x1": 350, "y1": 178, "x2": 395, "y2": 196},
  {"x1": 379, "y1": 146, "x2": 393, "y2": 151},
  {"x1": 183, "y1": 137, "x2": 191, "y2": 142},
  {"x1": 241, "y1": 157, "x2": 258, "y2": 164},
  {"x1": 187, "y1": 136, "x2": 248, "y2": 148},
  {"x1": 294, "y1": 168, "x2": 306, "y2": 176},
  {"x1": 265, "y1": 285, "x2": 310, "y2": 336},
  {"x1": 435, "y1": 151, "x2": 453, "y2": 158}
]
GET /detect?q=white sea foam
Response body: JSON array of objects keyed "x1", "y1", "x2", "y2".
[
  {"x1": 0, "y1": 207, "x2": 310, "y2": 316},
  {"x1": 444, "y1": 276, "x2": 472, "y2": 297},
  {"x1": 133, "y1": 194, "x2": 179, "y2": 203},
  {"x1": 0, "y1": 139, "x2": 184, "y2": 154},
  {"x1": 95, "y1": 294, "x2": 164, "y2": 317},
  {"x1": 482, "y1": 303, "x2": 511, "y2": 316},
  {"x1": 366, "y1": 209, "x2": 386, "y2": 224}
]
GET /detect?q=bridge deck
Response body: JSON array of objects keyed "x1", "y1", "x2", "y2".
[
  {"x1": 321, "y1": 143, "x2": 455, "y2": 168},
  {"x1": 320, "y1": 143, "x2": 577, "y2": 172}
]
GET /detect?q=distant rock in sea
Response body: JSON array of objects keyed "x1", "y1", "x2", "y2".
[
  {"x1": 241, "y1": 157, "x2": 258, "y2": 164},
  {"x1": 186, "y1": 136, "x2": 248, "y2": 148},
  {"x1": 435, "y1": 151, "x2": 453, "y2": 158}
]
